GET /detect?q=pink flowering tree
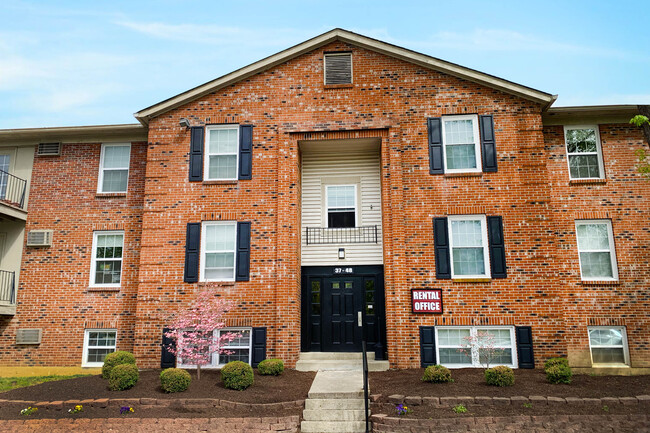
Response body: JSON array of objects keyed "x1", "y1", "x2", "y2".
[
  {"x1": 163, "y1": 290, "x2": 238, "y2": 380},
  {"x1": 459, "y1": 330, "x2": 498, "y2": 369}
]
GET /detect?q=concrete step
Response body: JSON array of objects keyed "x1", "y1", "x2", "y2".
[
  {"x1": 300, "y1": 420, "x2": 366, "y2": 433},
  {"x1": 296, "y1": 359, "x2": 389, "y2": 372},
  {"x1": 307, "y1": 370, "x2": 364, "y2": 399},
  {"x1": 305, "y1": 398, "x2": 365, "y2": 410},
  {"x1": 302, "y1": 408, "x2": 366, "y2": 421},
  {"x1": 298, "y1": 352, "x2": 376, "y2": 361}
]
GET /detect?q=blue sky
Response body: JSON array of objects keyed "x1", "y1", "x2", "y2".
[{"x1": 1, "y1": 0, "x2": 649, "y2": 128}]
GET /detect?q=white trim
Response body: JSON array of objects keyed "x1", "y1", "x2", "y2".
[
  {"x1": 177, "y1": 327, "x2": 252, "y2": 369},
  {"x1": 587, "y1": 326, "x2": 630, "y2": 367},
  {"x1": 563, "y1": 125, "x2": 605, "y2": 180},
  {"x1": 575, "y1": 220, "x2": 618, "y2": 281},
  {"x1": 200, "y1": 221, "x2": 237, "y2": 282},
  {"x1": 82, "y1": 328, "x2": 117, "y2": 368},
  {"x1": 97, "y1": 143, "x2": 131, "y2": 193},
  {"x1": 448, "y1": 215, "x2": 491, "y2": 279},
  {"x1": 204, "y1": 125, "x2": 239, "y2": 181},
  {"x1": 441, "y1": 115, "x2": 482, "y2": 174},
  {"x1": 435, "y1": 326, "x2": 518, "y2": 369},
  {"x1": 89, "y1": 230, "x2": 124, "y2": 288},
  {"x1": 325, "y1": 184, "x2": 358, "y2": 228},
  {"x1": 324, "y1": 52, "x2": 353, "y2": 85}
]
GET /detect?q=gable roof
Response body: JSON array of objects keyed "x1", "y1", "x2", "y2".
[{"x1": 134, "y1": 28, "x2": 556, "y2": 125}]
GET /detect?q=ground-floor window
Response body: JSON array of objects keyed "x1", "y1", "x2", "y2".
[
  {"x1": 435, "y1": 326, "x2": 517, "y2": 368},
  {"x1": 178, "y1": 327, "x2": 251, "y2": 368},
  {"x1": 588, "y1": 326, "x2": 629, "y2": 367},
  {"x1": 82, "y1": 329, "x2": 117, "y2": 367}
]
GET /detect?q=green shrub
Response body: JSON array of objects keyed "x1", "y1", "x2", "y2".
[
  {"x1": 484, "y1": 365, "x2": 515, "y2": 387},
  {"x1": 102, "y1": 351, "x2": 136, "y2": 379},
  {"x1": 546, "y1": 364, "x2": 572, "y2": 384},
  {"x1": 108, "y1": 364, "x2": 139, "y2": 391},
  {"x1": 257, "y1": 359, "x2": 284, "y2": 376},
  {"x1": 422, "y1": 364, "x2": 453, "y2": 383},
  {"x1": 544, "y1": 357, "x2": 569, "y2": 371},
  {"x1": 160, "y1": 368, "x2": 192, "y2": 393},
  {"x1": 221, "y1": 361, "x2": 254, "y2": 390}
]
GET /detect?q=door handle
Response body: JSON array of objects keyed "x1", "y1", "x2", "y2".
[{"x1": 358, "y1": 311, "x2": 362, "y2": 327}]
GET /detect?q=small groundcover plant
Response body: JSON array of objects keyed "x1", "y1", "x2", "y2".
[
  {"x1": 68, "y1": 404, "x2": 83, "y2": 414},
  {"x1": 20, "y1": 407, "x2": 37, "y2": 416},
  {"x1": 453, "y1": 404, "x2": 467, "y2": 414},
  {"x1": 396, "y1": 404, "x2": 411, "y2": 416},
  {"x1": 120, "y1": 406, "x2": 135, "y2": 415}
]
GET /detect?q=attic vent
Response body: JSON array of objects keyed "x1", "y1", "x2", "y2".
[
  {"x1": 26, "y1": 230, "x2": 53, "y2": 247},
  {"x1": 37, "y1": 142, "x2": 61, "y2": 156},
  {"x1": 324, "y1": 53, "x2": 352, "y2": 85},
  {"x1": 16, "y1": 329, "x2": 42, "y2": 345}
]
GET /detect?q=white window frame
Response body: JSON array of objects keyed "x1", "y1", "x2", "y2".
[
  {"x1": 441, "y1": 114, "x2": 482, "y2": 174},
  {"x1": 324, "y1": 52, "x2": 353, "y2": 85},
  {"x1": 89, "y1": 230, "x2": 124, "y2": 288},
  {"x1": 204, "y1": 125, "x2": 239, "y2": 181},
  {"x1": 82, "y1": 328, "x2": 117, "y2": 367},
  {"x1": 97, "y1": 143, "x2": 131, "y2": 193},
  {"x1": 564, "y1": 125, "x2": 605, "y2": 180},
  {"x1": 448, "y1": 214, "x2": 491, "y2": 279},
  {"x1": 435, "y1": 326, "x2": 518, "y2": 369},
  {"x1": 325, "y1": 184, "x2": 358, "y2": 228},
  {"x1": 200, "y1": 221, "x2": 237, "y2": 282},
  {"x1": 588, "y1": 326, "x2": 630, "y2": 367},
  {"x1": 575, "y1": 220, "x2": 618, "y2": 281},
  {"x1": 177, "y1": 327, "x2": 252, "y2": 369}
]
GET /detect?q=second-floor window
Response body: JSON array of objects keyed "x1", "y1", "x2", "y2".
[
  {"x1": 442, "y1": 115, "x2": 482, "y2": 173},
  {"x1": 90, "y1": 231, "x2": 124, "y2": 287},
  {"x1": 98, "y1": 143, "x2": 131, "y2": 193},
  {"x1": 575, "y1": 220, "x2": 618, "y2": 281},
  {"x1": 326, "y1": 185, "x2": 357, "y2": 228},
  {"x1": 205, "y1": 125, "x2": 239, "y2": 180},
  {"x1": 201, "y1": 221, "x2": 236, "y2": 281},
  {"x1": 448, "y1": 215, "x2": 490, "y2": 278},
  {"x1": 564, "y1": 126, "x2": 604, "y2": 180}
]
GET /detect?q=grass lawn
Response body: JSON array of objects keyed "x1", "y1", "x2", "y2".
[{"x1": 0, "y1": 375, "x2": 93, "y2": 392}]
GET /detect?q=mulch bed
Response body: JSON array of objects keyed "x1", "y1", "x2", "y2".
[{"x1": 369, "y1": 368, "x2": 650, "y2": 399}]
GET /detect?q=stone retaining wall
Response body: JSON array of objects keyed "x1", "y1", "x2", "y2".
[{"x1": 383, "y1": 394, "x2": 650, "y2": 406}]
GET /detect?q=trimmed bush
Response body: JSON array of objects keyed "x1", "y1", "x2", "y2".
[
  {"x1": 102, "y1": 351, "x2": 136, "y2": 379},
  {"x1": 422, "y1": 364, "x2": 453, "y2": 383},
  {"x1": 544, "y1": 357, "x2": 569, "y2": 371},
  {"x1": 160, "y1": 368, "x2": 192, "y2": 393},
  {"x1": 257, "y1": 359, "x2": 284, "y2": 376},
  {"x1": 221, "y1": 361, "x2": 254, "y2": 390},
  {"x1": 108, "y1": 364, "x2": 139, "y2": 391},
  {"x1": 484, "y1": 365, "x2": 515, "y2": 387},
  {"x1": 546, "y1": 364, "x2": 573, "y2": 384}
]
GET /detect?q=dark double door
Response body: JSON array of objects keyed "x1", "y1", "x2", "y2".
[{"x1": 301, "y1": 266, "x2": 385, "y2": 358}]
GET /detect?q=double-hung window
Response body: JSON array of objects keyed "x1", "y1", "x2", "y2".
[
  {"x1": 82, "y1": 329, "x2": 117, "y2": 367},
  {"x1": 442, "y1": 115, "x2": 481, "y2": 173},
  {"x1": 436, "y1": 326, "x2": 517, "y2": 368},
  {"x1": 205, "y1": 125, "x2": 239, "y2": 180},
  {"x1": 90, "y1": 231, "x2": 124, "y2": 287},
  {"x1": 98, "y1": 143, "x2": 130, "y2": 193},
  {"x1": 575, "y1": 220, "x2": 618, "y2": 281},
  {"x1": 448, "y1": 215, "x2": 490, "y2": 278},
  {"x1": 326, "y1": 185, "x2": 357, "y2": 228},
  {"x1": 564, "y1": 126, "x2": 604, "y2": 180},
  {"x1": 588, "y1": 327, "x2": 629, "y2": 366},
  {"x1": 177, "y1": 327, "x2": 252, "y2": 368},
  {"x1": 201, "y1": 221, "x2": 236, "y2": 281}
]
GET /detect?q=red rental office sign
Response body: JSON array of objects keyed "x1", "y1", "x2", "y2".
[{"x1": 411, "y1": 289, "x2": 443, "y2": 314}]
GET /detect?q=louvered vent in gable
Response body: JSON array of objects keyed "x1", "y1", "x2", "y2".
[
  {"x1": 324, "y1": 53, "x2": 352, "y2": 85},
  {"x1": 37, "y1": 142, "x2": 61, "y2": 156},
  {"x1": 16, "y1": 329, "x2": 42, "y2": 345}
]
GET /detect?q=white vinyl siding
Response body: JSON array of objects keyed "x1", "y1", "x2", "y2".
[
  {"x1": 575, "y1": 220, "x2": 618, "y2": 281},
  {"x1": 301, "y1": 145, "x2": 382, "y2": 266},
  {"x1": 98, "y1": 144, "x2": 130, "y2": 193},
  {"x1": 588, "y1": 327, "x2": 629, "y2": 367},
  {"x1": 564, "y1": 125, "x2": 604, "y2": 180}
]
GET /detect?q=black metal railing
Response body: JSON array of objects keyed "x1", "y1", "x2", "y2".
[
  {"x1": 0, "y1": 270, "x2": 15, "y2": 305},
  {"x1": 362, "y1": 339, "x2": 370, "y2": 433},
  {"x1": 0, "y1": 170, "x2": 27, "y2": 210},
  {"x1": 305, "y1": 225, "x2": 379, "y2": 245}
]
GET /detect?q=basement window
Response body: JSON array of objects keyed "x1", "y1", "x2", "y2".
[
  {"x1": 588, "y1": 326, "x2": 629, "y2": 367},
  {"x1": 324, "y1": 53, "x2": 352, "y2": 85},
  {"x1": 82, "y1": 329, "x2": 117, "y2": 367}
]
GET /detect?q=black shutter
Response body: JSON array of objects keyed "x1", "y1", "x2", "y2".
[
  {"x1": 420, "y1": 326, "x2": 436, "y2": 367},
  {"x1": 480, "y1": 115, "x2": 498, "y2": 172},
  {"x1": 183, "y1": 223, "x2": 201, "y2": 283},
  {"x1": 516, "y1": 326, "x2": 535, "y2": 369},
  {"x1": 433, "y1": 217, "x2": 451, "y2": 279},
  {"x1": 487, "y1": 216, "x2": 507, "y2": 278},
  {"x1": 251, "y1": 327, "x2": 267, "y2": 367},
  {"x1": 428, "y1": 118, "x2": 444, "y2": 174},
  {"x1": 160, "y1": 327, "x2": 176, "y2": 369},
  {"x1": 189, "y1": 126, "x2": 204, "y2": 181},
  {"x1": 235, "y1": 221, "x2": 251, "y2": 281},
  {"x1": 239, "y1": 125, "x2": 253, "y2": 180}
]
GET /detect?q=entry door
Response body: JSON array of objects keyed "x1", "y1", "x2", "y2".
[{"x1": 321, "y1": 276, "x2": 363, "y2": 352}]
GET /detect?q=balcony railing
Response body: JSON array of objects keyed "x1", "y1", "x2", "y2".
[
  {"x1": 0, "y1": 270, "x2": 15, "y2": 305},
  {"x1": 305, "y1": 225, "x2": 379, "y2": 245},
  {"x1": 0, "y1": 170, "x2": 27, "y2": 210}
]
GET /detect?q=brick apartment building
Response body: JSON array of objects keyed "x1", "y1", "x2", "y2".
[{"x1": 0, "y1": 29, "x2": 648, "y2": 372}]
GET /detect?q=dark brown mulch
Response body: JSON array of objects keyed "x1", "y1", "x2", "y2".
[
  {"x1": 0, "y1": 369, "x2": 315, "y2": 403},
  {"x1": 369, "y1": 368, "x2": 650, "y2": 399}
]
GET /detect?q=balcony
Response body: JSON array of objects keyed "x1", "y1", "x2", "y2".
[
  {"x1": 0, "y1": 269, "x2": 16, "y2": 315},
  {"x1": 0, "y1": 170, "x2": 26, "y2": 210},
  {"x1": 305, "y1": 225, "x2": 379, "y2": 245}
]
